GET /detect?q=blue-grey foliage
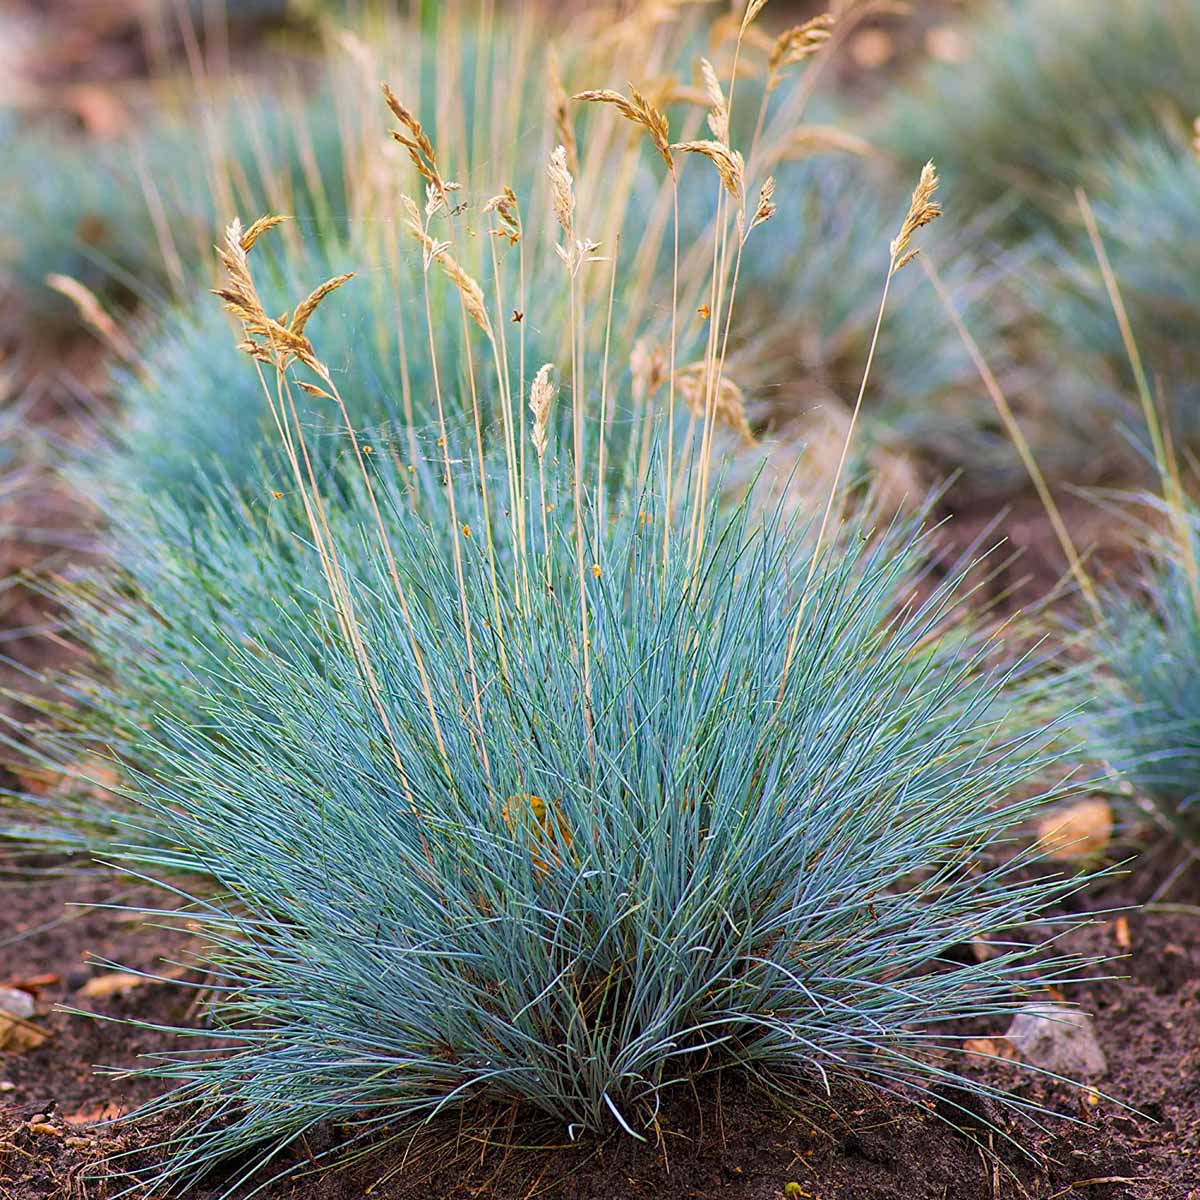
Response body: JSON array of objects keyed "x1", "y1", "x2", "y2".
[
  {"x1": 16, "y1": 445, "x2": 1097, "y2": 1193},
  {"x1": 1093, "y1": 508, "x2": 1200, "y2": 840},
  {"x1": 880, "y1": 0, "x2": 1200, "y2": 235}
]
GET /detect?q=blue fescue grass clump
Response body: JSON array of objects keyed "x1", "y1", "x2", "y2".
[
  {"x1": 20, "y1": 446, "x2": 1101, "y2": 1193},
  {"x1": 1093, "y1": 508, "x2": 1200, "y2": 841},
  {"x1": 0, "y1": 87, "x2": 348, "y2": 328},
  {"x1": 1033, "y1": 135, "x2": 1200, "y2": 450},
  {"x1": 880, "y1": 0, "x2": 1200, "y2": 235}
]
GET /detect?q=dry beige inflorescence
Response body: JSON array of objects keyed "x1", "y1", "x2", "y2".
[
  {"x1": 675, "y1": 361, "x2": 755, "y2": 445},
  {"x1": 483, "y1": 187, "x2": 522, "y2": 245},
  {"x1": 890, "y1": 160, "x2": 942, "y2": 272},
  {"x1": 671, "y1": 138, "x2": 744, "y2": 202},
  {"x1": 382, "y1": 82, "x2": 447, "y2": 198},
  {"x1": 529, "y1": 364, "x2": 556, "y2": 461},
  {"x1": 547, "y1": 143, "x2": 576, "y2": 234},
  {"x1": 572, "y1": 84, "x2": 674, "y2": 172},
  {"x1": 766, "y1": 14, "x2": 835, "y2": 90},
  {"x1": 215, "y1": 215, "x2": 352, "y2": 374},
  {"x1": 398, "y1": 193, "x2": 494, "y2": 341}
]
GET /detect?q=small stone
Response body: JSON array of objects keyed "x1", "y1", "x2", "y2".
[
  {"x1": 1006, "y1": 1004, "x2": 1107, "y2": 1080},
  {"x1": 0, "y1": 987, "x2": 49, "y2": 1053},
  {"x1": 0, "y1": 987, "x2": 35, "y2": 1020}
]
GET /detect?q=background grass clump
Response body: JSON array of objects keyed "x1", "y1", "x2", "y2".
[
  {"x1": 1034, "y1": 133, "x2": 1200, "y2": 456},
  {"x1": 1092, "y1": 508, "x2": 1200, "y2": 844},
  {"x1": 881, "y1": 0, "x2": 1200, "y2": 236},
  {"x1": 0, "y1": 89, "x2": 350, "y2": 333}
]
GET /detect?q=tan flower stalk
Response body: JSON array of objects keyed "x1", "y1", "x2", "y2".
[
  {"x1": 573, "y1": 85, "x2": 674, "y2": 172},
  {"x1": 766, "y1": 15, "x2": 835, "y2": 91},
  {"x1": 529, "y1": 364, "x2": 556, "y2": 461},
  {"x1": 890, "y1": 160, "x2": 942, "y2": 272}
]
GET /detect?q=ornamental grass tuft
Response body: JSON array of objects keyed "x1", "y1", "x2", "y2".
[
  {"x1": 34, "y1": 451, "x2": 1102, "y2": 1196},
  {"x1": 1093, "y1": 505, "x2": 1200, "y2": 843},
  {"x1": 881, "y1": 0, "x2": 1200, "y2": 237}
]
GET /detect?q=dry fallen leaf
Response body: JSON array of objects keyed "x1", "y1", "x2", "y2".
[
  {"x1": 77, "y1": 965, "x2": 188, "y2": 999},
  {"x1": 65, "y1": 1102, "x2": 126, "y2": 1126},
  {"x1": 77, "y1": 971, "x2": 150, "y2": 999},
  {"x1": 963, "y1": 1036, "x2": 1017, "y2": 1063},
  {"x1": 1114, "y1": 916, "x2": 1132, "y2": 951},
  {"x1": 0, "y1": 973, "x2": 60, "y2": 997},
  {"x1": 0, "y1": 1012, "x2": 51, "y2": 1053},
  {"x1": 1036, "y1": 798, "x2": 1113, "y2": 860}
]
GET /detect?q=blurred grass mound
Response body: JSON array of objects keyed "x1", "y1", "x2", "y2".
[{"x1": 882, "y1": 0, "x2": 1200, "y2": 236}]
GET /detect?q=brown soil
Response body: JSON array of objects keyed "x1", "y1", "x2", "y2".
[
  {"x1": 0, "y1": 325, "x2": 106, "y2": 740},
  {"x1": 940, "y1": 491, "x2": 1149, "y2": 620}
]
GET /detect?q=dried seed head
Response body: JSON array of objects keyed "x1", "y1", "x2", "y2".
[
  {"x1": 676, "y1": 363, "x2": 755, "y2": 444},
  {"x1": 483, "y1": 186, "x2": 522, "y2": 244},
  {"x1": 699, "y1": 58, "x2": 728, "y2": 144},
  {"x1": 215, "y1": 216, "x2": 320, "y2": 372},
  {"x1": 240, "y1": 214, "x2": 290, "y2": 252},
  {"x1": 767, "y1": 14, "x2": 835, "y2": 89},
  {"x1": 297, "y1": 381, "x2": 334, "y2": 400},
  {"x1": 529, "y1": 363, "x2": 556, "y2": 460},
  {"x1": 630, "y1": 338, "x2": 668, "y2": 405},
  {"x1": 425, "y1": 180, "x2": 462, "y2": 220},
  {"x1": 750, "y1": 175, "x2": 776, "y2": 231},
  {"x1": 548, "y1": 144, "x2": 575, "y2": 234},
  {"x1": 382, "y1": 81, "x2": 446, "y2": 197},
  {"x1": 671, "y1": 139, "x2": 744, "y2": 202},
  {"x1": 574, "y1": 85, "x2": 673, "y2": 172},
  {"x1": 555, "y1": 237, "x2": 604, "y2": 277},
  {"x1": 290, "y1": 273, "x2": 355, "y2": 336},
  {"x1": 401, "y1": 203, "x2": 493, "y2": 340},
  {"x1": 890, "y1": 160, "x2": 941, "y2": 268},
  {"x1": 741, "y1": 0, "x2": 771, "y2": 32},
  {"x1": 548, "y1": 47, "x2": 580, "y2": 178}
]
